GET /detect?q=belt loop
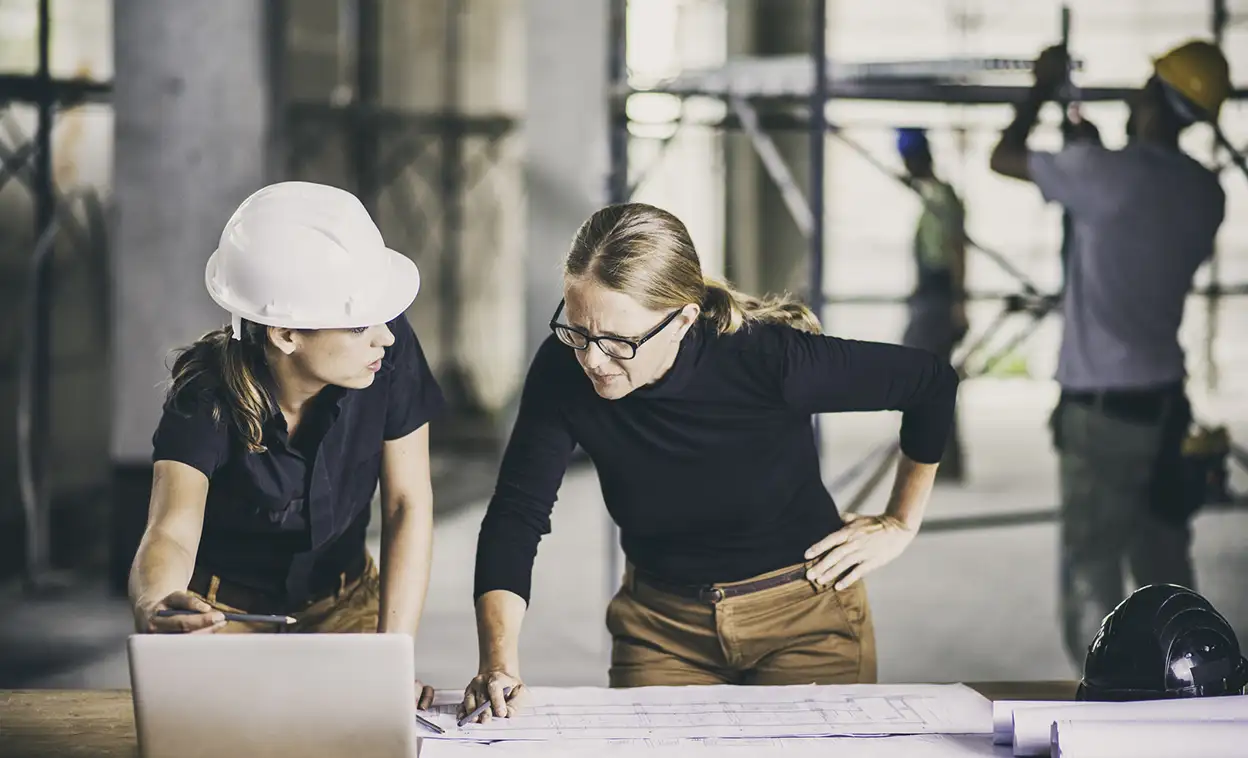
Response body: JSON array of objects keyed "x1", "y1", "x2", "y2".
[
  {"x1": 338, "y1": 571, "x2": 347, "y2": 597},
  {"x1": 206, "y1": 575, "x2": 221, "y2": 604}
]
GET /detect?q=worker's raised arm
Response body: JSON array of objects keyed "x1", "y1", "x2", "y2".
[{"x1": 991, "y1": 45, "x2": 1067, "y2": 181}]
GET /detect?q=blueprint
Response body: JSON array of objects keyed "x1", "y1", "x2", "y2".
[
  {"x1": 420, "y1": 684, "x2": 993, "y2": 741},
  {"x1": 418, "y1": 735, "x2": 999, "y2": 757}
]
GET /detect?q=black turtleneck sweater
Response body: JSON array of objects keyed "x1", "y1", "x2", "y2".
[{"x1": 473, "y1": 321, "x2": 959, "y2": 603}]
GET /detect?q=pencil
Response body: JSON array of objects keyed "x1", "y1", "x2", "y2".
[
  {"x1": 415, "y1": 713, "x2": 446, "y2": 735},
  {"x1": 156, "y1": 609, "x2": 297, "y2": 625},
  {"x1": 458, "y1": 686, "x2": 513, "y2": 727}
]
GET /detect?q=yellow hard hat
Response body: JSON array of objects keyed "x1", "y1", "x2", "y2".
[{"x1": 1153, "y1": 40, "x2": 1232, "y2": 120}]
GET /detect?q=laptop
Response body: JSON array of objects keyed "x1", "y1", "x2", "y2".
[{"x1": 128, "y1": 633, "x2": 418, "y2": 758}]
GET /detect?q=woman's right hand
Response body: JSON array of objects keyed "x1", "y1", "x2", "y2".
[
  {"x1": 137, "y1": 591, "x2": 227, "y2": 634},
  {"x1": 460, "y1": 669, "x2": 525, "y2": 723}
]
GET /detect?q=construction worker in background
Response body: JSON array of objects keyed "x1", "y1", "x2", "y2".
[
  {"x1": 989, "y1": 40, "x2": 1231, "y2": 668},
  {"x1": 897, "y1": 128, "x2": 967, "y2": 483}
]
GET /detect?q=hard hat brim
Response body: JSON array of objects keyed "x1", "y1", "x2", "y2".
[{"x1": 204, "y1": 247, "x2": 421, "y2": 331}]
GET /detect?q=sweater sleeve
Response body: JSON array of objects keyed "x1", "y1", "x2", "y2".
[
  {"x1": 778, "y1": 328, "x2": 960, "y2": 464},
  {"x1": 473, "y1": 337, "x2": 578, "y2": 604}
]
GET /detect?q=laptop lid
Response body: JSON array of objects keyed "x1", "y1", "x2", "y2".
[{"x1": 128, "y1": 633, "x2": 416, "y2": 758}]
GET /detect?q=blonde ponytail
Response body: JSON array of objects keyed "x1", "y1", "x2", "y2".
[
  {"x1": 565, "y1": 202, "x2": 822, "y2": 337},
  {"x1": 166, "y1": 320, "x2": 275, "y2": 454},
  {"x1": 701, "y1": 278, "x2": 822, "y2": 335}
]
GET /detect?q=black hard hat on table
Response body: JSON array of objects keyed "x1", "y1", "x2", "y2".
[{"x1": 1078, "y1": 584, "x2": 1248, "y2": 702}]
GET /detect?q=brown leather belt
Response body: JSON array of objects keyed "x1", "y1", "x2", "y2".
[
  {"x1": 189, "y1": 551, "x2": 367, "y2": 615},
  {"x1": 633, "y1": 565, "x2": 809, "y2": 605}
]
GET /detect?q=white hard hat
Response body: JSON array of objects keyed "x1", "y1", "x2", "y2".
[{"x1": 205, "y1": 181, "x2": 420, "y2": 339}]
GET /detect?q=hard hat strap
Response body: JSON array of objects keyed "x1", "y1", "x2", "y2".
[
  {"x1": 231, "y1": 313, "x2": 242, "y2": 341},
  {"x1": 1153, "y1": 76, "x2": 1203, "y2": 127}
]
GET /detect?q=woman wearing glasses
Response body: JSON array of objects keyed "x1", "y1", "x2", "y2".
[{"x1": 461, "y1": 203, "x2": 959, "y2": 720}]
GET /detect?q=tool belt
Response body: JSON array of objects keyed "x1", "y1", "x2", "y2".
[
  {"x1": 1059, "y1": 384, "x2": 1182, "y2": 425},
  {"x1": 189, "y1": 551, "x2": 368, "y2": 616},
  {"x1": 1181, "y1": 426, "x2": 1233, "y2": 507},
  {"x1": 1055, "y1": 383, "x2": 1231, "y2": 523},
  {"x1": 632, "y1": 565, "x2": 809, "y2": 605}
]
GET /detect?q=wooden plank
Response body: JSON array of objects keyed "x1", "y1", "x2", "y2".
[
  {"x1": 0, "y1": 690, "x2": 136, "y2": 758},
  {"x1": 966, "y1": 680, "x2": 1080, "y2": 702}
]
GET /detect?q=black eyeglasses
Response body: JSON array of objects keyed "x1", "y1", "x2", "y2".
[{"x1": 549, "y1": 299, "x2": 683, "y2": 360}]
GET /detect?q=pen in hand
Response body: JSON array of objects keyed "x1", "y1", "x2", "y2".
[
  {"x1": 458, "y1": 686, "x2": 513, "y2": 727},
  {"x1": 155, "y1": 609, "x2": 297, "y2": 625}
]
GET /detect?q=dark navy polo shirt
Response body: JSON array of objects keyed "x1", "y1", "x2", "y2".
[{"x1": 152, "y1": 315, "x2": 445, "y2": 604}]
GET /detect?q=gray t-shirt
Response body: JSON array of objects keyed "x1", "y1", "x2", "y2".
[{"x1": 1029, "y1": 143, "x2": 1225, "y2": 391}]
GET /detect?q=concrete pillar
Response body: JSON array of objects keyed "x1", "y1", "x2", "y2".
[
  {"x1": 524, "y1": 0, "x2": 613, "y2": 605},
  {"x1": 109, "y1": 0, "x2": 274, "y2": 591},
  {"x1": 523, "y1": 0, "x2": 609, "y2": 361},
  {"x1": 724, "y1": 0, "x2": 816, "y2": 299}
]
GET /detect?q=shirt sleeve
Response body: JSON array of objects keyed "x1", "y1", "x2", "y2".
[
  {"x1": 383, "y1": 315, "x2": 448, "y2": 440},
  {"x1": 1027, "y1": 144, "x2": 1107, "y2": 212},
  {"x1": 778, "y1": 328, "x2": 960, "y2": 464},
  {"x1": 151, "y1": 388, "x2": 231, "y2": 477},
  {"x1": 473, "y1": 337, "x2": 577, "y2": 604}
]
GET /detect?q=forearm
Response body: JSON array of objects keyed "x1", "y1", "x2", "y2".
[
  {"x1": 1004, "y1": 83, "x2": 1049, "y2": 144},
  {"x1": 128, "y1": 530, "x2": 197, "y2": 615},
  {"x1": 475, "y1": 590, "x2": 527, "y2": 674},
  {"x1": 882, "y1": 454, "x2": 938, "y2": 530},
  {"x1": 378, "y1": 495, "x2": 434, "y2": 635},
  {"x1": 990, "y1": 84, "x2": 1051, "y2": 179}
]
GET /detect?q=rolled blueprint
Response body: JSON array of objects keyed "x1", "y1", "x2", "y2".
[
  {"x1": 1051, "y1": 719, "x2": 1248, "y2": 758},
  {"x1": 1012, "y1": 696, "x2": 1248, "y2": 756}
]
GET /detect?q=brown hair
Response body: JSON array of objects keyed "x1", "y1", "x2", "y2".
[
  {"x1": 165, "y1": 320, "x2": 275, "y2": 453},
  {"x1": 564, "y1": 202, "x2": 821, "y2": 335}
]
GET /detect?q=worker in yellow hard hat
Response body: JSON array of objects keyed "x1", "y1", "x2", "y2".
[
  {"x1": 1151, "y1": 40, "x2": 1233, "y2": 124},
  {"x1": 989, "y1": 40, "x2": 1232, "y2": 671}
]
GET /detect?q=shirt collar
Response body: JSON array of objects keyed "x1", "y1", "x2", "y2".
[
  {"x1": 630, "y1": 321, "x2": 703, "y2": 399},
  {"x1": 256, "y1": 360, "x2": 348, "y2": 444}
]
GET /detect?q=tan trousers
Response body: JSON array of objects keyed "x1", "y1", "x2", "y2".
[
  {"x1": 607, "y1": 561, "x2": 877, "y2": 687},
  {"x1": 189, "y1": 553, "x2": 381, "y2": 634}
]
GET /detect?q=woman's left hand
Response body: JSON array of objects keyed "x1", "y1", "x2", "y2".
[{"x1": 804, "y1": 513, "x2": 917, "y2": 590}]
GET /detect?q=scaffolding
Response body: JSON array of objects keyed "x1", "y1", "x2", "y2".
[
  {"x1": 0, "y1": 0, "x2": 111, "y2": 591},
  {"x1": 603, "y1": 0, "x2": 1248, "y2": 572},
  {"x1": 4, "y1": 0, "x2": 521, "y2": 593},
  {"x1": 276, "y1": 0, "x2": 519, "y2": 431}
]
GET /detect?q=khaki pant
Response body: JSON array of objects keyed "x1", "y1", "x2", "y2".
[
  {"x1": 189, "y1": 553, "x2": 381, "y2": 634},
  {"x1": 607, "y1": 561, "x2": 877, "y2": 687}
]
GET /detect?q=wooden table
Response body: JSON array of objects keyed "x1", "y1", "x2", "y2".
[{"x1": 0, "y1": 682, "x2": 1080, "y2": 758}]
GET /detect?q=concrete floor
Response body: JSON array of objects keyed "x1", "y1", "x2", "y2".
[{"x1": 2, "y1": 378, "x2": 1246, "y2": 692}]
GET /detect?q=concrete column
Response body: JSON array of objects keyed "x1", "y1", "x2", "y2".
[
  {"x1": 724, "y1": 0, "x2": 816, "y2": 298},
  {"x1": 523, "y1": 0, "x2": 609, "y2": 361},
  {"x1": 109, "y1": 0, "x2": 274, "y2": 590}
]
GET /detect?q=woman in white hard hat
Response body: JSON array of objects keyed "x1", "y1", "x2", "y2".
[
  {"x1": 461, "y1": 203, "x2": 958, "y2": 720},
  {"x1": 127, "y1": 182, "x2": 444, "y2": 705}
]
